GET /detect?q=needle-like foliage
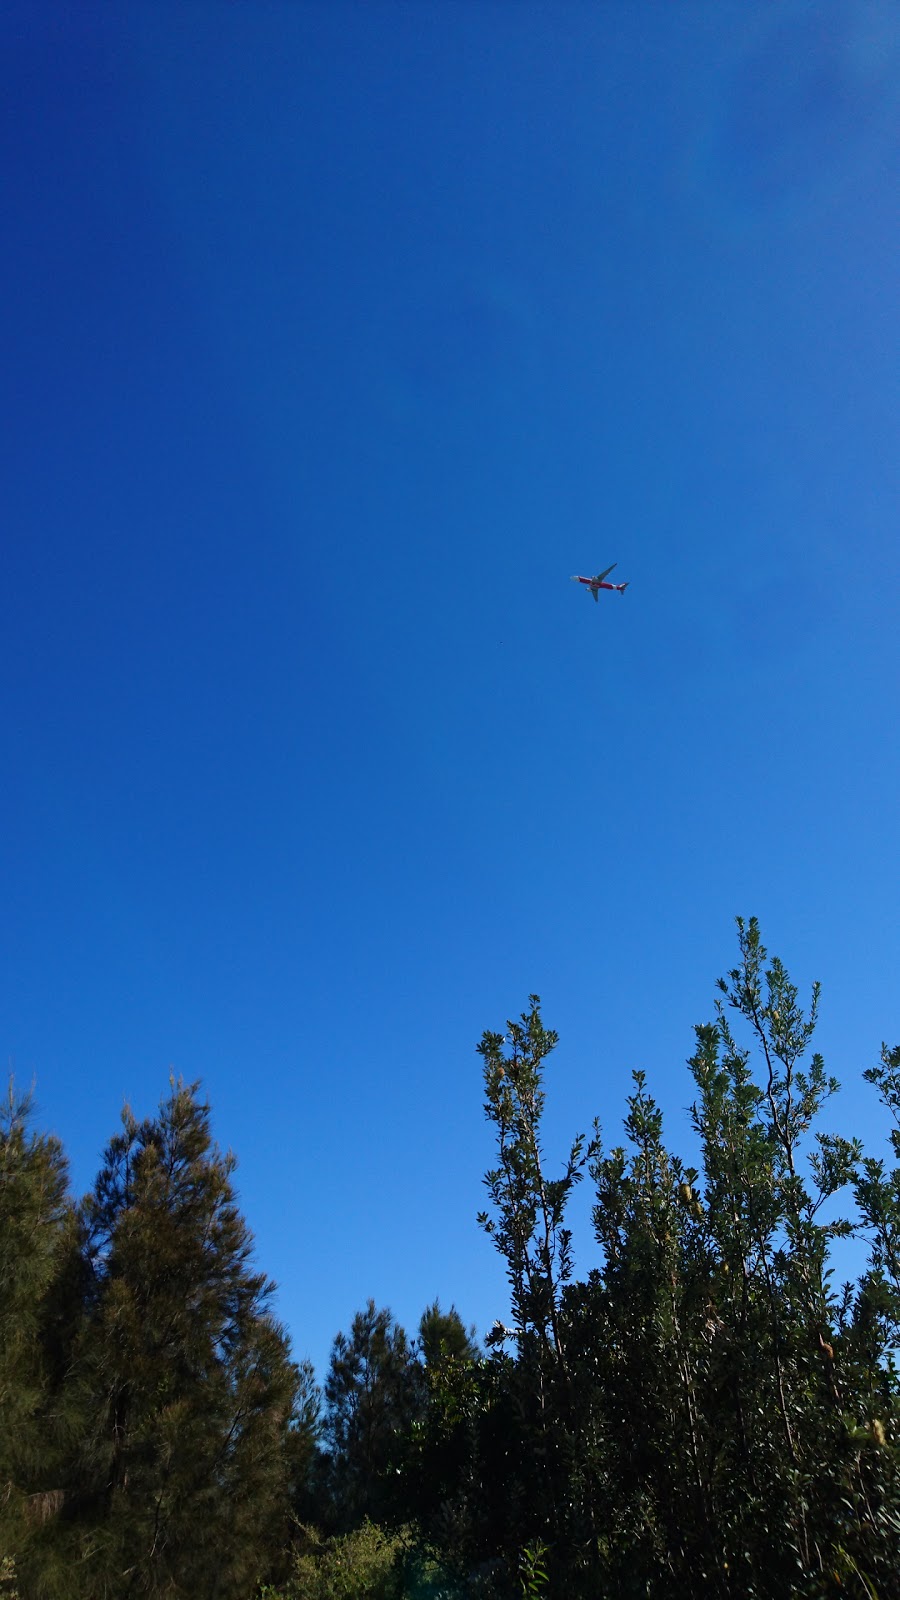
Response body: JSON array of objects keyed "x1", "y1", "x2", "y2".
[{"x1": 66, "y1": 1079, "x2": 306, "y2": 1599}]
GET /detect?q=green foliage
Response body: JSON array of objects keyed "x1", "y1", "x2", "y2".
[
  {"x1": 262, "y1": 1521, "x2": 408, "y2": 1600},
  {"x1": 517, "y1": 1541, "x2": 549, "y2": 1599},
  {"x1": 90, "y1": 1080, "x2": 302, "y2": 1594},
  {"x1": 325, "y1": 1302, "x2": 422, "y2": 1529},
  {"x1": 5, "y1": 922, "x2": 900, "y2": 1598},
  {"x1": 261, "y1": 1523, "x2": 473, "y2": 1600},
  {"x1": 0, "y1": 1556, "x2": 20, "y2": 1600},
  {"x1": 418, "y1": 1302, "x2": 479, "y2": 1370},
  {"x1": 856, "y1": 1044, "x2": 900, "y2": 1337},
  {"x1": 466, "y1": 925, "x2": 900, "y2": 1598},
  {"x1": 475, "y1": 1001, "x2": 601, "y2": 1590},
  {"x1": 0, "y1": 1081, "x2": 73, "y2": 1436},
  {"x1": 0, "y1": 1081, "x2": 86, "y2": 1584},
  {"x1": 477, "y1": 999, "x2": 594, "y2": 1367},
  {"x1": 65, "y1": 1079, "x2": 305, "y2": 1599}
]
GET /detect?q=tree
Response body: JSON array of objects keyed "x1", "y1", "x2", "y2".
[
  {"x1": 0, "y1": 1081, "x2": 85, "y2": 1586},
  {"x1": 417, "y1": 1301, "x2": 479, "y2": 1371},
  {"x1": 476, "y1": 999, "x2": 597, "y2": 1589},
  {"x1": 470, "y1": 927, "x2": 900, "y2": 1598},
  {"x1": 401, "y1": 1303, "x2": 482, "y2": 1547},
  {"x1": 324, "y1": 1301, "x2": 420, "y2": 1529},
  {"x1": 67, "y1": 1078, "x2": 306, "y2": 1599},
  {"x1": 477, "y1": 999, "x2": 591, "y2": 1379},
  {"x1": 690, "y1": 918, "x2": 874, "y2": 1593},
  {"x1": 583, "y1": 1070, "x2": 718, "y2": 1593}
]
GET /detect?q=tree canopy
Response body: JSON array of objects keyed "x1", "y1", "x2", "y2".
[{"x1": 2, "y1": 922, "x2": 899, "y2": 1598}]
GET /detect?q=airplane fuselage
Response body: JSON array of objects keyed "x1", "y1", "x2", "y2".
[{"x1": 575, "y1": 576, "x2": 627, "y2": 594}]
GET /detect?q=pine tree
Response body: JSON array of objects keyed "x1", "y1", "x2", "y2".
[
  {"x1": 402, "y1": 1302, "x2": 482, "y2": 1545},
  {"x1": 0, "y1": 1081, "x2": 83, "y2": 1579},
  {"x1": 324, "y1": 1301, "x2": 420, "y2": 1529},
  {"x1": 67, "y1": 1078, "x2": 306, "y2": 1599},
  {"x1": 417, "y1": 1301, "x2": 479, "y2": 1370}
]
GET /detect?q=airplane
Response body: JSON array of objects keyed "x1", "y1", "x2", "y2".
[{"x1": 571, "y1": 564, "x2": 630, "y2": 602}]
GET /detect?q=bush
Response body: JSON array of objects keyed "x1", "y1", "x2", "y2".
[
  {"x1": 260, "y1": 1524, "x2": 471, "y2": 1600},
  {"x1": 262, "y1": 1521, "x2": 407, "y2": 1600}
]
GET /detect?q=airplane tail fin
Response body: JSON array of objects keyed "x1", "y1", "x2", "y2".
[{"x1": 619, "y1": 582, "x2": 629, "y2": 593}]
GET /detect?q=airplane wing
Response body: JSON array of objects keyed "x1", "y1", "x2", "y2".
[
  {"x1": 591, "y1": 585, "x2": 599, "y2": 601},
  {"x1": 593, "y1": 564, "x2": 616, "y2": 583}
]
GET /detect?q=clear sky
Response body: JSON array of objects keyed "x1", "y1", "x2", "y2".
[{"x1": 4, "y1": 0, "x2": 900, "y2": 1381}]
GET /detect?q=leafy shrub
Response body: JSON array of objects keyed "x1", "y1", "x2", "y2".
[
  {"x1": 262, "y1": 1521, "x2": 406, "y2": 1600},
  {"x1": 260, "y1": 1524, "x2": 471, "y2": 1600}
]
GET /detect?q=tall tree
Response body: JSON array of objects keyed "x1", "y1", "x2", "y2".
[
  {"x1": 0, "y1": 1081, "x2": 84, "y2": 1585},
  {"x1": 467, "y1": 929, "x2": 900, "y2": 1599},
  {"x1": 477, "y1": 997, "x2": 591, "y2": 1382},
  {"x1": 68, "y1": 1078, "x2": 306, "y2": 1600},
  {"x1": 324, "y1": 1301, "x2": 420, "y2": 1529},
  {"x1": 694, "y1": 918, "x2": 871, "y2": 1592},
  {"x1": 417, "y1": 1301, "x2": 478, "y2": 1370},
  {"x1": 476, "y1": 999, "x2": 596, "y2": 1585},
  {"x1": 403, "y1": 1302, "x2": 482, "y2": 1544}
]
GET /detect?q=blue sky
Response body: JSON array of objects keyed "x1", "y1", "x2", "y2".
[{"x1": 3, "y1": 0, "x2": 900, "y2": 1380}]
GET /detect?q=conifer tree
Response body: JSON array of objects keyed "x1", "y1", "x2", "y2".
[
  {"x1": 0, "y1": 1082, "x2": 84, "y2": 1580},
  {"x1": 417, "y1": 1301, "x2": 479, "y2": 1370},
  {"x1": 402, "y1": 1302, "x2": 481, "y2": 1542},
  {"x1": 67, "y1": 1078, "x2": 305, "y2": 1600},
  {"x1": 324, "y1": 1301, "x2": 420, "y2": 1529}
]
